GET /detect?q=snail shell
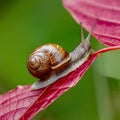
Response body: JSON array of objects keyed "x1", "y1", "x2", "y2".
[
  {"x1": 27, "y1": 21, "x2": 96, "y2": 90},
  {"x1": 27, "y1": 44, "x2": 71, "y2": 80}
]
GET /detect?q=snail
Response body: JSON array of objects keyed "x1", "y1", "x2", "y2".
[{"x1": 27, "y1": 22, "x2": 96, "y2": 90}]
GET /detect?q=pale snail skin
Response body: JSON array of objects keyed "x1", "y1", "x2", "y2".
[{"x1": 27, "y1": 22, "x2": 96, "y2": 90}]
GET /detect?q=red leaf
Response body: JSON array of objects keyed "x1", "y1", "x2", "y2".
[
  {"x1": 63, "y1": 0, "x2": 120, "y2": 46},
  {"x1": 0, "y1": 55, "x2": 97, "y2": 120},
  {"x1": 0, "y1": 46, "x2": 120, "y2": 119}
]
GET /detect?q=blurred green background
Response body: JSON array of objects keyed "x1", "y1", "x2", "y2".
[{"x1": 0, "y1": 0, "x2": 120, "y2": 120}]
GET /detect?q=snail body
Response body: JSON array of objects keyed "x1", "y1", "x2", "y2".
[{"x1": 27, "y1": 22, "x2": 96, "y2": 90}]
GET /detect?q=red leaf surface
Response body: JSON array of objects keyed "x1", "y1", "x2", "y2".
[
  {"x1": 63, "y1": 0, "x2": 120, "y2": 46},
  {"x1": 1, "y1": 46, "x2": 120, "y2": 120},
  {"x1": 0, "y1": 55, "x2": 96, "y2": 120}
]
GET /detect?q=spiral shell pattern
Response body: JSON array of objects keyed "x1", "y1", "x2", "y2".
[{"x1": 27, "y1": 44, "x2": 71, "y2": 79}]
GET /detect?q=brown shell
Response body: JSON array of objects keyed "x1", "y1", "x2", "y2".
[{"x1": 27, "y1": 44, "x2": 71, "y2": 80}]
